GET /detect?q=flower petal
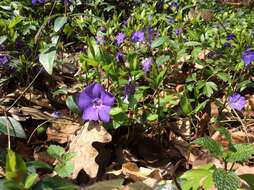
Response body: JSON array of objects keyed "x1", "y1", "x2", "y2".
[
  {"x1": 82, "y1": 106, "x2": 99, "y2": 121},
  {"x1": 228, "y1": 93, "x2": 245, "y2": 111},
  {"x1": 85, "y1": 82, "x2": 102, "y2": 98},
  {"x1": 98, "y1": 105, "x2": 111, "y2": 123},
  {"x1": 76, "y1": 92, "x2": 93, "y2": 111},
  {"x1": 101, "y1": 91, "x2": 115, "y2": 106}
]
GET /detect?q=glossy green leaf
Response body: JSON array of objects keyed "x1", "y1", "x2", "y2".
[
  {"x1": 151, "y1": 36, "x2": 169, "y2": 48},
  {"x1": 85, "y1": 179, "x2": 124, "y2": 190},
  {"x1": 5, "y1": 149, "x2": 27, "y2": 181},
  {"x1": 54, "y1": 16, "x2": 67, "y2": 32},
  {"x1": 33, "y1": 176, "x2": 77, "y2": 190},
  {"x1": 110, "y1": 107, "x2": 123, "y2": 116},
  {"x1": 0, "y1": 35, "x2": 7, "y2": 45},
  {"x1": 39, "y1": 45, "x2": 56, "y2": 75},
  {"x1": 180, "y1": 95, "x2": 193, "y2": 115},
  {"x1": 24, "y1": 173, "x2": 38, "y2": 189},
  {"x1": 0, "y1": 117, "x2": 26, "y2": 138},
  {"x1": 66, "y1": 95, "x2": 80, "y2": 113}
]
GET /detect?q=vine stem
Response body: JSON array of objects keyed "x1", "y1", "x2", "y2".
[{"x1": 4, "y1": 111, "x2": 11, "y2": 149}]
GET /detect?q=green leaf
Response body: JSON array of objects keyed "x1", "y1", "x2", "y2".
[
  {"x1": 66, "y1": 95, "x2": 79, "y2": 113},
  {"x1": 213, "y1": 168, "x2": 240, "y2": 190},
  {"x1": 184, "y1": 41, "x2": 201, "y2": 47},
  {"x1": 85, "y1": 179, "x2": 124, "y2": 190},
  {"x1": 217, "y1": 72, "x2": 231, "y2": 82},
  {"x1": 151, "y1": 36, "x2": 169, "y2": 49},
  {"x1": 47, "y1": 145, "x2": 65, "y2": 159},
  {"x1": 27, "y1": 160, "x2": 53, "y2": 172},
  {"x1": 156, "y1": 55, "x2": 171, "y2": 66},
  {"x1": 156, "y1": 69, "x2": 167, "y2": 87},
  {"x1": 8, "y1": 16, "x2": 23, "y2": 28},
  {"x1": 110, "y1": 107, "x2": 123, "y2": 116},
  {"x1": 180, "y1": 95, "x2": 193, "y2": 115},
  {"x1": 34, "y1": 176, "x2": 77, "y2": 190},
  {"x1": 5, "y1": 149, "x2": 27, "y2": 181},
  {"x1": 39, "y1": 45, "x2": 56, "y2": 75},
  {"x1": 180, "y1": 164, "x2": 214, "y2": 190},
  {"x1": 239, "y1": 174, "x2": 254, "y2": 189},
  {"x1": 147, "y1": 113, "x2": 158, "y2": 121},
  {"x1": 203, "y1": 81, "x2": 217, "y2": 97},
  {"x1": 55, "y1": 161, "x2": 73, "y2": 177},
  {"x1": 0, "y1": 35, "x2": 7, "y2": 45},
  {"x1": 192, "y1": 100, "x2": 208, "y2": 113},
  {"x1": 215, "y1": 127, "x2": 235, "y2": 151},
  {"x1": 237, "y1": 80, "x2": 252, "y2": 92},
  {"x1": 62, "y1": 152, "x2": 76, "y2": 161},
  {"x1": 226, "y1": 144, "x2": 254, "y2": 163},
  {"x1": 0, "y1": 117, "x2": 26, "y2": 138},
  {"x1": 24, "y1": 173, "x2": 38, "y2": 189},
  {"x1": 192, "y1": 137, "x2": 224, "y2": 157},
  {"x1": 54, "y1": 16, "x2": 67, "y2": 32}
]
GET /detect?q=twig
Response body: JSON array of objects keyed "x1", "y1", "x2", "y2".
[
  {"x1": 6, "y1": 68, "x2": 42, "y2": 112},
  {"x1": 232, "y1": 108, "x2": 249, "y2": 143},
  {"x1": 27, "y1": 118, "x2": 54, "y2": 144}
]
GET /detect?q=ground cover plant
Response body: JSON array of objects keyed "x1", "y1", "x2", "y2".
[{"x1": 0, "y1": 0, "x2": 254, "y2": 189}]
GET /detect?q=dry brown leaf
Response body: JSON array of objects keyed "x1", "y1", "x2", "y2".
[
  {"x1": 69, "y1": 122, "x2": 112, "y2": 179},
  {"x1": 213, "y1": 130, "x2": 254, "y2": 146},
  {"x1": 47, "y1": 118, "x2": 80, "y2": 143},
  {"x1": 0, "y1": 166, "x2": 4, "y2": 177},
  {"x1": 198, "y1": 49, "x2": 210, "y2": 60},
  {"x1": 108, "y1": 162, "x2": 162, "y2": 188},
  {"x1": 20, "y1": 106, "x2": 51, "y2": 120},
  {"x1": 235, "y1": 165, "x2": 254, "y2": 175}
]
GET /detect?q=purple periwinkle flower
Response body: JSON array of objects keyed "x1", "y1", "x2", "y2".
[
  {"x1": 156, "y1": 1, "x2": 163, "y2": 13},
  {"x1": 8, "y1": 65, "x2": 16, "y2": 73},
  {"x1": 0, "y1": 55, "x2": 8, "y2": 66},
  {"x1": 100, "y1": 26, "x2": 107, "y2": 33},
  {"x1": 228, "y1": 93, "x2": 245, "y2": 111},
  {"x1": 115, "y1": 52, "x2": 124, "y2": 63},
  {"x1": 224, "y1": 42, "x2": 232, "y2": 48},
  {"x1": 142, "y1": 57, "x2": 153, "y2": 73},
  {"x1": 51, "y1": 111, "x2": 63, "y2": 118},
  {"x1": 96, "y1": 34, "x2": 104, "y2": 45},
  {"x1": 175, "y1": 28, "x2": 183, "y2": 35},
  {"x1": 171, "y1": 2, "x2": 178, "y2": 9},
  {"x1": 15, "y1": 40, "x2": 24, "y2": 49},
  {"x1": 131, "y1": 31, "x2": 145, "y2": 43},
  {"x1": 147, "y1": 26, "x2": 153, "y2": 43},
  {"x1": 124, "y1": 82, "x2": 136, "y2": 98},
  {"x1": 115, "y1": 32, "x2": 125, "y2": 46},
  {"x1": 76, "y1": 82, "x2": 115, "y2": 123},
  {"x1": 32, "y1": 0, "x2": 44, "y2": 5},
  {"x1": 242, "y1": 49, "x2": 254, "y2": 66},
  {"x1": 226, "y1": 33, "x2": 236, "y2": 41}
]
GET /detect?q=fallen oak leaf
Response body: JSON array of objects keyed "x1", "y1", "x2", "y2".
[{"x1": 69, "y1": 122, "x2": 112, "y2": 179}]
